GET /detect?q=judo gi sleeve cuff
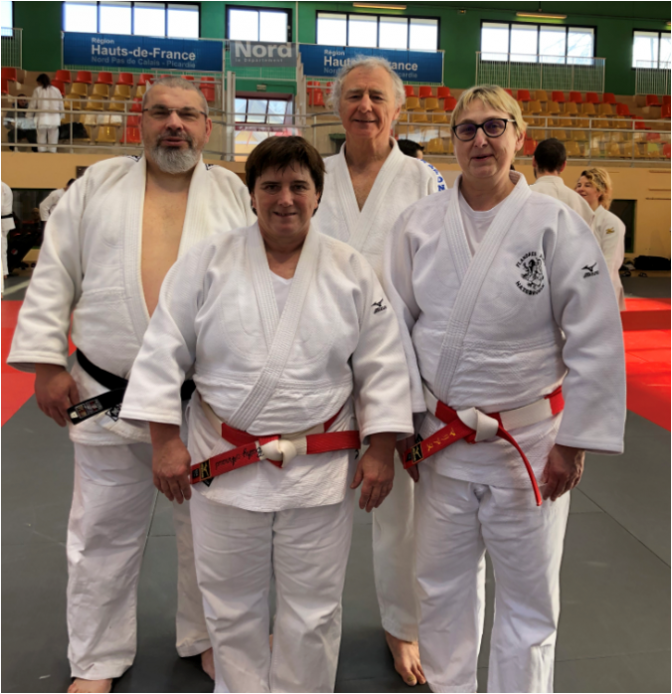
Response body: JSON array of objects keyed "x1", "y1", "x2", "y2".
[
  {"x1": 554, "y1": 434, "x2": 624, "y2": 456},
  {"x1": 6, "y1": 352, "x2": 70, "y2": 373}
]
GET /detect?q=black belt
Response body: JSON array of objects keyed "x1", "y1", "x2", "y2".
[
  {"x1": 67, "y1": 349, "x2": 196, "y2": 424},
  {"x1": 1, "y1": 213, "x2": 13, "y2": 219}
]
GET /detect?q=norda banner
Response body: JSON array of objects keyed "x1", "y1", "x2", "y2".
[
  {"x1": 63, "y1": 32, "x2": 223, "y2": 72},
  {"x1": 229, "y1": 41, "x2": 297, "y2": 68}
]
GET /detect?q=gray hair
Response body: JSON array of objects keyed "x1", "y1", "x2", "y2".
[
  {"x1": 328, "y1": 56, "x2": 405, "y2": 115},
  {"x1": 142, "y1": 76, "x2": 209, "y2": 116}
]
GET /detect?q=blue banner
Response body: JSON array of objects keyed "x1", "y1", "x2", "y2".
[
  {"x1": 63, "y1": 32, "x2": 222, "y2": 72},
  {"x1": 299, "y1": 45, "x2": 442, "y2": 83}
]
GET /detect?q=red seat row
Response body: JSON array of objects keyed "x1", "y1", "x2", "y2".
[{"x1": 404, "y1": 85, "x2": 451, "y2": 99}]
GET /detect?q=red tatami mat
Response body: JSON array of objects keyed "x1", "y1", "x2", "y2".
[
  {"x1": 2, "y1": 301, "x2": 75, "y2": 426},
  {"x1": 622, "y1": 298, "x2": 671, "y2": 431}
]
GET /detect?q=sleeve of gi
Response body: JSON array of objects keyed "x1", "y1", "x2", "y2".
[
  {"x1": 381, "y1": 207, "x2": 426, "y2": 414},
  {"x1": 547, "y1": 206, "x2": 626, "y2": 454},
  {"x1": 120, "y1": 242, "x2": 210, "y2": 426},
  {"x1": 39, "y1": 189, "x2": 60, "y2": 221},
  {"x1": 598, "y1": 214, "x2": 626, "y2": 280},
  {"x1": 7, "y1": 180, "x2": 87, "y2": 372},
  {"x1": 350, "y1": 252, "x2": 414, "y2": 442}
]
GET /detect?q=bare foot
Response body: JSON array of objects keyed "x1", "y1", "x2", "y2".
[
  {"x1": 385, "y1": 631, "x2": 426, "y2": 686},
  {"x1": 67, "y1": 678, "x2": 113, "y2": 693},
  {"x1": 200, "y1": 648, "x2": 215, "y2": 681}
]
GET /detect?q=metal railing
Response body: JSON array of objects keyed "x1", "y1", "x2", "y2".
[
  {"x1": 1, "y1": 27, "x2": 22, "y2": 69},
  {"x1": 2, "y1": 99, "x2": 670, "y2": 167},
  {"x1": 476, "y1": 52, "x2": 605, "y2": 93},
  {"x1": 635, "y1": 61, "x2": 671, "y2": 96}
]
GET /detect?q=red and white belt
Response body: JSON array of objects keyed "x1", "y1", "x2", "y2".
[
  {"x1": 403, "y1": 386, "x2": 565, "y2": 506},
  {"x1": 190, "y1": 399, "x2": 361, "y2": 485}
]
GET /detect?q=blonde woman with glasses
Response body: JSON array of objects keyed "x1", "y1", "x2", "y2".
[{"x1": 383, "y1": 85, "x2": 626, "y2": 693}]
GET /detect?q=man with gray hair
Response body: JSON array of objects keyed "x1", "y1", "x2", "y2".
[
  {"x1": 8, "y1": 77, "x2": 254, "y2": 693},
  {"x1": 314, "y1": 55, "x2": 439, "y2": 687}
]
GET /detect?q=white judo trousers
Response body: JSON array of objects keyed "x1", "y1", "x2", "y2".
[
  {"x1": 191, "y1": 490, "x2": 356, "y2": 693},
  {"x1": 415, "y1": 467, "x2": 570, "y2": 694},
  {"x1": 37, "y1": 126, "x2": 59, "y2": 152},
  {"x1": 67, "y1": 442, "x2": 209, "y2": 680}
]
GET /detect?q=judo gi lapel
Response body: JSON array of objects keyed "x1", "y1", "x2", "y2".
[
  {"x1": 435, "y1": 172, "x2": 531, "y2": 398},
  {"x1": 178, "y1": 157, "x2": 210, "y2": 254},
  {"x1": 229, "y1": 223, "x2": 320, "y2": 431},
  {"x1": 335, "y1": 139, "x2": 407, "y2": 253},
  {"x1": 123, "y1": 155, "x2": 152, "y2": 346}
]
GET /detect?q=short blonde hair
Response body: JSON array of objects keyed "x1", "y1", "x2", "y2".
[
  {"x1": 450, "y1": 85, "x2": 527, "y2": 138},
  {"x1": 579, "y1": 167, "x2": 613, "y2": 209}
]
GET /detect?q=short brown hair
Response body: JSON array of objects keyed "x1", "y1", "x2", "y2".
[
  {"x1": 579, "y1": 167, "x2": 613, "y2": 209},
  {"x1": 245, "y1": 136, "x2": 325, "y2": 197}
]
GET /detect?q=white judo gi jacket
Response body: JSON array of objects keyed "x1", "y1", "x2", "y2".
[
  {"x1": 383, "y1": 171, "x2": 626, "y2": 490},
  {"x1": 120, "y1": 222, "x2": 414, "y2": 512},
  {"x1": 2, "y1": 181, "x2": 14, "y2": 280},
  {"x1": 39, "y1": 188, "x2": 66, "y2": 221},
  {"x1": 592, "y1": 204, "x2": 626, "y2": 311},
  {"x1": 28, "y1": 85, "x2": 64, "y2": 128},
  {"x1": 8, "y1": 155, "x2": 254, "y2": 445},
  {"x1": 530, "y1": 174, "x2": 595, "y2": 227},
  {"x1": 315, "y1": 138, "x2": 439, "y2": 277}
]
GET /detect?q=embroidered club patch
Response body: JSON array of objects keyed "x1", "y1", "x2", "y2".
[
  {"x1": 582, "y1": 263, "x2": 600, "y2": 278},
  {"x1": 606, "y1": 227, "x2": 615, "y2": 235},
  {"x1": 515, "y1": 252, "x2": 545, "y2": 295}
]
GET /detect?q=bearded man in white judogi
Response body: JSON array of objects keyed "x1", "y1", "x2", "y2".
[
  {"x1": 8, "y1": 77, "x2": 254, "y2": 694},
  {"x1": 314, "y1": 56, "x2": 438, "y2": 686}
]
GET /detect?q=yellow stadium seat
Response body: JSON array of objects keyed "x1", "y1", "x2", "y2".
[
  {"x1": 535, "y1": 90, "x2": 549, "y2": 102},
  {"x1": 570, "y1": 129, "x2": 588, "y2": 142},
  {"x1": 424, "y1": 97, "x2": 440, "y2": 111},
  {"x1": 606, "y1": 142, "x2": 621, "y2": 158},
  {"x1": 411, "y1": 112, "x2": 429, "y2": 123},
  {"x1": 405, "y1": 97, "x2": 421, "y2": 111},
  {"x1": 135, "y1": 84, "x2": 147, "y2": 98},
  {"x1": 70, "y1": 82, "x2": 89, "y2": 98},
  {"x1": 550, "y1": 129, "x2": 568, "y2": 140},
  {"x1": 442, "y1": 137, "x2": 454, "y2": 154},
  {"x1": 580, "y1": 102, "x2": 596, "y2": 116},
  {"x1": 589, "y1": 145, "x2": 603, "y2": 158},
  {"x1": 96, "y1": 125, "x2": 118, "y2": 143},
  {"x1": 431, "y1": 112, "x2": 448, "y2": 124},
  {"x1": 426, "y1": 137, "x2": 445, "y2": 154},
  {"x1": 113, "y1": 84, "x2": 131, "y2": 99},
  {"x1": 646, "y1": 142, "x2": 662, "y2": 158},
  {"x1": 594, "y1": 118, "x2": 610, "y2": 130},
  {"x1": 563, "y1": 102, "x2": 578, "y2": 116},
  {"x1": 528, "y1": 100, "x2": 543, "y2": 114},
  {"x1": 565, "y1": 141, "x2": 583, "y2": 157},
  {"x1": 108, "y1": 96, "x2": 127, "y2": 113},
  {"x1": 542, "y1": 101, "x2": 560, "y2": 116},
  {"x1": 92, "y1": 83, "x2": 110, "y2": 99},
  {"x1": 597, "y1": 103, "x2": 613, "y2": 116},
  {"x1": 517, "y1": 100, "x2": 528, "y2": 114}
]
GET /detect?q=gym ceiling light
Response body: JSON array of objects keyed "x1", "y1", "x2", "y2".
[
  {"x1": 353, "y1": 4, "x2": 408, "y2": 10},
  {"x1": 516, "y1": 12, "x2": 568, "y2": 20}
]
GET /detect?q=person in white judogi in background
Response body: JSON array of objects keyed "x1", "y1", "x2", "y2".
[
  {"x1": 8, "y1": 77, "x2": 254, "y2": 694},
  {"x1": 28, "y1": 73, "x2": 64, "y2": 153},
  {"x1": 383, "y1": 85, "x2": 626, "y2": 693},
  {"x1": 314, "y1": 55, "x2": 438, "y2": 687},
  {"x1": 530, "y1": 138, "x2": 594, "y2": 227},
  {"x1": 1, "y1": 180, "x2": 15, "y2": 287},
  {"x1": 39, "y1": 178, "x2": 75, "y2": 223},
  {"x1": 120, "y1": 136, "x2": 415, "y2": 693},
  {"x1": 575, "y1": 167, "x2": 627, "y2": 310}
]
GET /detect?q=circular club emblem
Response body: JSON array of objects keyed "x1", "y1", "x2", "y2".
[{"x1": 516, "y1": 251, "x2": 545, "y2": 295}]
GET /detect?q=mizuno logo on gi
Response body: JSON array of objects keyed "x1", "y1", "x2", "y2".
[
  {"x1": 515, "y1": 252, "x2": 545, "y2": 295},
  {"x1": 582, "y1": 263, "x2": 600, "y2": 278},
  {"x1": 372, "y1": 299, "x2": 388, "y2": 314}
]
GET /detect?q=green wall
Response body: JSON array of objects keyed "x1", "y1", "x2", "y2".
[{"x1": 13, "y1": 1, "x2": 671, "y2": 94}]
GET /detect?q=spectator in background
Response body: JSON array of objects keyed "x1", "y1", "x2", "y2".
[
  {"x1": 2, "y1": 180, "x2": 15, "y2": 287},
  {"x1": 397, "y1": 139, "x2": 425, "y2": 159},
  {"x1": 530, "y1": 139, "x2": 594, "y2": 227},
  {"x1": 28, "y1": 74, "x2": 64, "y2": 153},
  {"x1": 576, "y1": 168, "x2": 626, "y2": 310},
  {"x1": 3, "y1": 94, "x2": 38, "y2": 152},
  {"x1": 39, "y1": 179, "x2": 75, "y2": 224}
]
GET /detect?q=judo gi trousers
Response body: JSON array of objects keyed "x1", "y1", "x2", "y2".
[
  {"x1": 372, "y1": 451, "x2": 418, "y2": 641},
  {"x1": 37, "y1": 126, "x2": 59, "y2": 153},
  {"x1": 415, "y1": 466, "x2": 570, "y2": 693},
  {"x1": 2, "y1": 233, "x2": 7, "y2": 276},
  {"x1": 67, "y1": 442, "x2": 210, "y2": 680},
  {"x1": 191, "y1": 490, "x2": 356, "y2": 693}
]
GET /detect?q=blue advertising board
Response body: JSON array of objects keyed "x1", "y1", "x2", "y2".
[
  {"x1": 299, "y1": 44, "x2": 443, "y2": 83},
  {"x1": 63, "y1": 32, "x2": 222, "y2": 72}
]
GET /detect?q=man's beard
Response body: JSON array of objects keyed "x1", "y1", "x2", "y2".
[{"x1": 150, "y1": 131, "x2": 200, "y2": 174}]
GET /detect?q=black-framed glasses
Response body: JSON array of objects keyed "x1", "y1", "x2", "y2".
[
  {"x1": 452, "y1": 118, "x2": 516, "y2": 142},
  {"x1": 142, "y1": 106, "x2": 207, "y2": 122}
]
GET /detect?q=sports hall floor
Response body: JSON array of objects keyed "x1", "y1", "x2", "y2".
[{"x1": 2, "y1": 275, "x2": 670, "y2": 693}]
